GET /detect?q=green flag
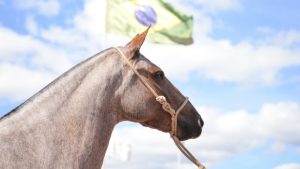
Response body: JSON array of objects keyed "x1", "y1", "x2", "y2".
[{"x1": 106, "y1": 0, "x2": 193, "y2": 45}]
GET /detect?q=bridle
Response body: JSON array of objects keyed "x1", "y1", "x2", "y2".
[{"x1": 114, "y1": 47, "x2": 205, "y2": 169}]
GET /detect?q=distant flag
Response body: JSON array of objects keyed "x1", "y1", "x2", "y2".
[{"x1": 106, "y1": 0, "x2": 193, "y2": 45}]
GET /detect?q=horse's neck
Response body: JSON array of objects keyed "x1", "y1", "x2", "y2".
[{"x1": 0, "y1": 49, "x2": 122, "y2": 168}]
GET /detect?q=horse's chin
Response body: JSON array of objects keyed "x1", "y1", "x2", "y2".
[
  {"x1": 141, "y1": 121, "x2": 202, "y2": 141},
  {"x1": 176, "y1": 128, "x2": 202, "y2": 141},
  {"x1": 176, "y1": 129, "x2": 202, "y2": 141},
  {"x1": 140, "y1": 121, "x2": 170, "y2": 133}
]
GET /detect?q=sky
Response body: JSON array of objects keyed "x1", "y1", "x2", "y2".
[{"x1": 0, "y1": 0, "x2": 300, "y2": 169}]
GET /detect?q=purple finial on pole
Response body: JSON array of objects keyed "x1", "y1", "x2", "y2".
[{"x1": 134, "y1": 5, "x2": 157, "y2": 26}]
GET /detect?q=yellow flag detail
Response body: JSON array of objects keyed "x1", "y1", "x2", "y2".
[{"x1": 106, "y1": 0, "x2": 193, "y2": 45}]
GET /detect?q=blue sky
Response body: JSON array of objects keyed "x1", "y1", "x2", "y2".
[
  {"x1": 208, "y1": 0, "x2": 300, "y2": 42},
  {"x1": 1, "y1": 0, "x2": 300, "y2": 169}
]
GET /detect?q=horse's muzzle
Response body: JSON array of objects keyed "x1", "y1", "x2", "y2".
[{"x1": 177, "y1": 114, "x2": 204, "y2": 141}]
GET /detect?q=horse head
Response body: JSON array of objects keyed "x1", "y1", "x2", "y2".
[{"x1": 117, "y1": 28, "x2": 204, "y2": 141}]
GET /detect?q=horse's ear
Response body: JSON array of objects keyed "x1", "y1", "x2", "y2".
[{"x1": 125, "y1": 26, "x2": 150, "y2": 58}]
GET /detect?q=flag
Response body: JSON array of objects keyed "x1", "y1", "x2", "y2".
[{"x1": 106, "y1": 0, "x2": 193, "y2": 45}]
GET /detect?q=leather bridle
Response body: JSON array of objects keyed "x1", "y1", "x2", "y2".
[{"x1": 114, "y1": 47, "x2": 205, "y2": 169}]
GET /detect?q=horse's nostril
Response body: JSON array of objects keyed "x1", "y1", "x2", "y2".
[
  {"x1": 198, "y1": 118, "x2": 204, "y2": 127},
  {"x1": 198, "y1": 119, "x2": 201, "y2": 127}
]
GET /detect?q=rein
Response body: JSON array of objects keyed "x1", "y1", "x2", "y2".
[{"x1": 114, "y1": 47, "x2": 205, "y2": 169}]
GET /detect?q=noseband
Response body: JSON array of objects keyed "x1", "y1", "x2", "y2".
[{"x1": 114, "y1": 47, "x2": 205, "y2": 169}]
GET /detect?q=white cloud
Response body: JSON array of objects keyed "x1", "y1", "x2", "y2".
[
  {"x1": 256, "y1": 26, "x2": 275, "y2": 35},
  {"x1": 267, "y1": 142, "x2": 286, "y2": 154},
  {"x1": 141, "y1": 30, "x2": 300, "y2": 86},
  {"x1": 73, "y1": 0, "x2": 106, "y2": 39},
  {"x1": 39, "y1": 0, "x2": 106, "y2": 58},
  {"x1": 0, "y1": 0, "x2": 106, "y2": 101},
  {"x1": 25, "y1": 16, "x2": 38, "y2": 35},
  {"x1": 262, "y1": 30, "x2": 300, "y2": 47},
  {"x1": 13, "y1": 0, "x2": 60, "y2": 16},
  {"x1": 273, "y1": 163, "x2": 300, "y2": 169},
  {"x1": 104, "y1": 125, "x2": 182, "y2": 169},
  {"x1": 0, "y1": 63, "x2": 54, "y2": 101},
  {"x1": 0, "y1": 27, "x2": 73, "y2": 73},
  {"x1": 0, "y1": 27, "x2": 74, "y2": 101},
  {"x1": 194, "y1": 0, "x2": 240, "y2": 12},
  {"x1": 258, "y1": 102, "x2": 300, "y2": 145},
  {"x1": 195, "y1": 102, "x2": 300, "y2": 163},
  {"x1": 104, "y1": 101, "x2": 300, "y2": 168},
  {"x1": 40, "y1": 26, "x2": 94, "y2": 57}
]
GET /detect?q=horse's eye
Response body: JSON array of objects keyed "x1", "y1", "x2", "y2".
[{"x1": 154, "y1": 71, "x2": 164, "y2": 80}]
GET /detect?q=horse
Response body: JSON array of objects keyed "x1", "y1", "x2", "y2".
[{"x1": 0, "y1": 28, "x2": 204, "y2": 169}]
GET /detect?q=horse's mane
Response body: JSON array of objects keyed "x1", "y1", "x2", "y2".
[{"x1": 0, "y1": 48, "x2": 113, "y2": 122}]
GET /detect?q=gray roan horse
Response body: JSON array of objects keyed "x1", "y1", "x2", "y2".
[{"x1": 0, "y1": 29, "x2": 204, "y2": 169}]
